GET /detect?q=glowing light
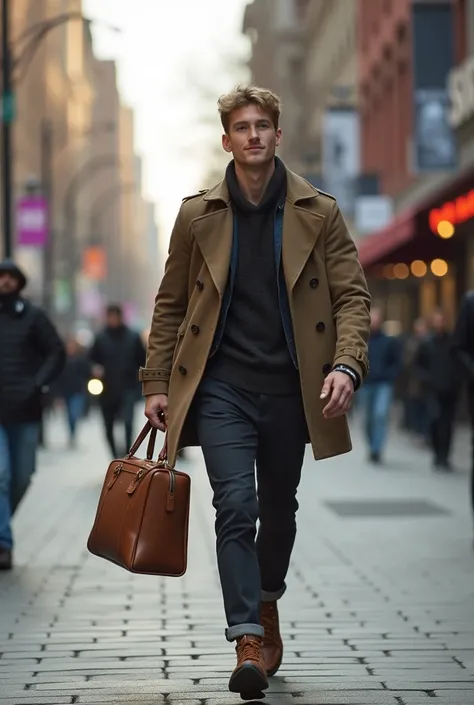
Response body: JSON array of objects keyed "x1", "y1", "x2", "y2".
[
  {"x1": 430, "y1": 259, "x2": 448, "y2": 277},
  {"x1": 88, "y1": 378, "x2": 104, "y2": 396},
  {"x1": 393, "y1": 263, "x2": 409, "y2": 279},
  {"x1": 410, "y1": 260, "x2": 427, "y2": 277},
  {"x1": 436, "y1": 220, "x2": 455, "y2": 239},
  {"x1": 383, "y1": 264, "x2": 395, "y2": 279}
]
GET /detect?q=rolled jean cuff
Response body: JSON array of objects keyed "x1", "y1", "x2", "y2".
[
  {"x1": 225, "y1": 623, "x2": 264, "y2": 642},
  {"x1": 261, "y1": 583, "x2": 286, "y2": 602}
]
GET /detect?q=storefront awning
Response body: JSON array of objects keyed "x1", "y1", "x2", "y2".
[{"x1": 357, "y1": 207, "x2": 417, "y2": 268}]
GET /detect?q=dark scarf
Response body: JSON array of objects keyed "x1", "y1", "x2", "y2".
[{"x1": 225, "y1": 156, "x2": 287, "y2": 214}]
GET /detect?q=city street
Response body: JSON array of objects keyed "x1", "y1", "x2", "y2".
[{"x1": 1, "y1": 408, "x2": 474, "y2": 705}]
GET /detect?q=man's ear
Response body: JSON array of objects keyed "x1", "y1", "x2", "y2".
[{"x1": 222, "y1": 133, "x2": 233, "y2": 154}]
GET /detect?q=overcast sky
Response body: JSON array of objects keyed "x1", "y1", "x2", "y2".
[{"x1": 83, "y1": 0, "x2": 250, "y2": 240}]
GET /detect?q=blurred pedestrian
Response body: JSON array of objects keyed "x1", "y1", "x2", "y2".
[
  {"x1": 90, "y1": 304, "x2": 146, "y2": 458},
  {"x1": 452, "y1": 291, "x2": 474, "y2": 529},
  {"x1": 55, "y1": 337, "x2": 92, "y2": 448},
  {"x1": 0, "y1": 259, "x2": 65, "y2": 570},
  {"x1": 141, "y1": 86, "x2": 371, "y2": 697},
  {"x1": 359, "y1": 307, "x2": 402, "y2": 464},
  {"x1": 414, "y1": 309, "x2": 458, "y2": 471},
  {"x1": 402, "y1": 317, "x2": 429, "y2": 441}
]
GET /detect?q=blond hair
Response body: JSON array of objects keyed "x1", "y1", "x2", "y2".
[{"x1": 217, "y1": 85, "x2": 282, "y2": 133}]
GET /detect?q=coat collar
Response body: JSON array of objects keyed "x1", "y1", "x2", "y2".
[
  {"x1": 194, "y1": 164, "x2": 325, "y2": 296},
  {"x1": 203, "y1": 164, "x2": 319, "y2": 207}
]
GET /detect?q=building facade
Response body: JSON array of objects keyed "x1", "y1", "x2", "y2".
[
  {"x1": 1, "y1": 0, "x2": 156, "y2": 334},
  {"x1": 243, "y1": 0, "x2": 309, "y2": 170},
  {"x1": 356, "y1": 0, "x2": 470, "y2": 329}
]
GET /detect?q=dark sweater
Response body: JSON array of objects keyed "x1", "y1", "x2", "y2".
[{"x1": 206, "y1": 158, "x2": 300, "y2": 394}]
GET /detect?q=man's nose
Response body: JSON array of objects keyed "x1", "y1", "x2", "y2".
[{"x1": 249, "y1": 126, "x2": 260, "y2": 141}]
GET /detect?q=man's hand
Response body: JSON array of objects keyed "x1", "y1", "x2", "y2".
[
  {"x1": 320, "y1": 371, "x2": 354, "y2": 419},
  {"x1": 145, "y1": 394, "x2": 168, "y2": 432}
]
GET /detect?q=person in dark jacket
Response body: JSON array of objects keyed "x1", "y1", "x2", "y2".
[
  {"x1": 452, "y1": 291, "x2": 474, "y2": 525},
  {"x1": 55, "y1": 337, "x2": 92, "y2": 447},
  {"x1": 90, "y1": 304, "x2": 146, "y2": 458},
  {"x1": 359, "y1": 307, "x2": 402, "y2": 463},
  {"x1": 415, "y1": 309, "x2": 459, "y2": 471},
  {"x1": 0, "y1": 259, "x2": 65, "y2": 570}
]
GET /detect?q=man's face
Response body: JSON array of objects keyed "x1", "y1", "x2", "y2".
[
  {"x1": 431, "y1": 311, "x2": 445, "y2": 333},
  {"x1": 106, "y1": 312, "x2": 122, "y2": 328},
  {"x1": 0, "y1": 272, "x2": 20, "y2": 295},
  {"x1": 222, "y1": 104, "x2": 281, "y2": 168}
]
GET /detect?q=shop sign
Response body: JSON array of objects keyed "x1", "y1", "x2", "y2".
[
  {"x1": 429, "y1": 188, "x2": 474, "y2": 233},
  {"x1": 448, "y1": 54, "x2": 474, "y2": 129}
]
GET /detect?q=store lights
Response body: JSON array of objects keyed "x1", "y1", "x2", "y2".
[
  {"x1": 430, "y1": 259, "x2": 448, "y2": 277},
  {"x1": 436, "y1": 220, "x2": 455, "y2": 239},
  {"x1": 393, "y1": 263, "x2": 409, "y2": 279},
  {"x1": 410, "y1": 260, "x2": 428, "y2": 277}
]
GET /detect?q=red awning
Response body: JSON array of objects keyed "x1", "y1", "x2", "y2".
[{"x1": 357, "y1": 207, "x2": 417, "y2": 268}]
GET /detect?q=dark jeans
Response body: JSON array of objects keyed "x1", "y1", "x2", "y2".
[
  {"x1": 99, "y1": 390, "x2": 136, "y2": 458},
  {"x1": 64, "y1": 393, "x2": 86, "y2": 440},
  {"x1": 195, "y1": 377, "x2": 307, "y2": 642},
  {"x1": 429, "y1": 391, "x2": 457, "y2": 466}
]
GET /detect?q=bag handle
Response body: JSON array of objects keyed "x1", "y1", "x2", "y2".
[{"x1": 125, "y1": 421, "x2": 167, "y2": 462}]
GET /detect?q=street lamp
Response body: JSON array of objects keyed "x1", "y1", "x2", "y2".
[{"x1": 0, "y1": 1, "x2": 120, "y2": 258}]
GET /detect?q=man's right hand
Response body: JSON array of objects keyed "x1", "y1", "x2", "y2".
[{"x1": 145, "y1": 394, "x2": 168, "y2": 432}]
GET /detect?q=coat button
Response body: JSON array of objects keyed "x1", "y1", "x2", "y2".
[
  {"x1": 309, "y1": 278, "x2": 319, "y2": 288},
  {"x1": 191, "y1": 324, "x2": 200, "y2": 335},
  {"x1": 196, "y1": 279, "x2": 204, "y2": 290},
  {"x1": 178, "y1": 365, "x2": 187, "y2": 375},
  {"x1": 316, "y1": 321, "x2": 325, "y2": 332},
  {"x1": 322, "y1": 363, "x2": 331, "y2": 375}
]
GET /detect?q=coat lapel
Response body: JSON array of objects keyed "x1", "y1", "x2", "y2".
[
  {"x1": 283, "y1": 169, "x2": 326, "y2": 291},
  {"x1": 192, "y1": 180, "x2": 233, "y2": 297}
]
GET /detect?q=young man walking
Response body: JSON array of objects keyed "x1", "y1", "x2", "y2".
[{"x1": 141, "y1": 86, "x2": 371, "y2": 698}]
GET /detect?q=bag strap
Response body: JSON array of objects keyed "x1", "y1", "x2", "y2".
[{"x1": 125, "y1": 421, "x2": 167, "y2": 463}]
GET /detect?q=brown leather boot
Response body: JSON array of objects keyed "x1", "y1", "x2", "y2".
[
  {"x1": 228, "y1": 635, "x2": 268, "y2": 697},
  {"x1": 261, "y1": 600, "x2": 283, "y2": 676}
]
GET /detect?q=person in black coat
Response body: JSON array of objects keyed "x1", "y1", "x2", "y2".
[
  {"x1": 414, "y1": 309, "x2": 459, "y2": 471},
  {"x1": 452, "y1": 291, "x2": 474, "y2": 526},
  {"x1": 90, "y1": 304, "x2": 146, "y2": 458},
  {"x1": 0, "y1": 259, "x2": 65, "y2": 569}
]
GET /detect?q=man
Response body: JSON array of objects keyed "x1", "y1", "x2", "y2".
[
  {"x1": 452, "y1": 293, "x2": 474, "y2": 523},
  {"x1": 90, "y1": 304, "x2": 146, "y2": 458},
  {"x1": 0, "y1": 259, "x2": 65, "y2": 570},
  {"x1": 141, "y1": 86, "x2": 371, "y2": 698},
  {"x1": 401, "y1": 317, "x2": 429, "y2": 440},
  {"x1": 415, "y1": 309, "x2": 458, "y2": 471},
  {"x1": 359, "y1": 307, "x2": 401, "y2": 464}
]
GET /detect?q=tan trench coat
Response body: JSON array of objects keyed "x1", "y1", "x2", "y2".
[{"x1": 140, "y1": 168, "x2": 371, "y2": 466}]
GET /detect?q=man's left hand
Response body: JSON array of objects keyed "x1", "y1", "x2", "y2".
[{"x1": 320, "y1": 371, "x2": 354, "y2": 419}]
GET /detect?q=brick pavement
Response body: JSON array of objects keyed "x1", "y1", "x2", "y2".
[{"x1": 1, "y1": 407, "x2": 474, "y2": 705}]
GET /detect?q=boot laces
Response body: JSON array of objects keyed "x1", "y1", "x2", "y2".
[{"x1": 239, "y1": 637, "x2": 261, "y2": 662}]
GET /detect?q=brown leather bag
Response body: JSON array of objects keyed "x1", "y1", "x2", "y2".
[{"x1": 87, "y1": 422, "x2": 190, "y2": 576}]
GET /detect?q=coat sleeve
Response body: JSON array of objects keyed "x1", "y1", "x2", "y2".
[
  {"x1": 32, "y1": 309, "x2": 66, "y2": 389},
  {"x1": 325, "y1": 200, "x2": 371, "y2": 381},
  {"x1": 140, "y1": 205, "x2": 192, "y2": 396},
  {"x1": 452, "y1": 293, "x2": 474, "y2": 380}
]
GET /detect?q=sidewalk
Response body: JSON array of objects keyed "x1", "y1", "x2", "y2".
[{"x1": 0, "y1": 409, "x2": 473, "y2": 705}]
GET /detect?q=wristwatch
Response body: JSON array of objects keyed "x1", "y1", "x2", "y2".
[{"x1": 332, "y1": 364, "x2": 360, "y2": 390}]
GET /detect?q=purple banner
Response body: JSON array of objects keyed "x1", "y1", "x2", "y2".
[{"x1": 16, "y1": 196, "x2": 48, "y2": 246}]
